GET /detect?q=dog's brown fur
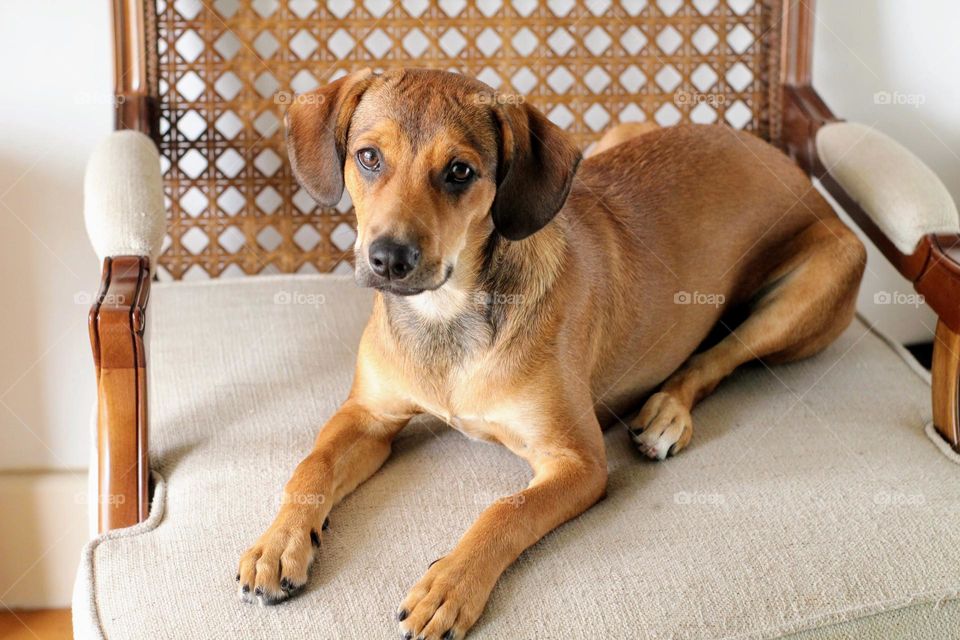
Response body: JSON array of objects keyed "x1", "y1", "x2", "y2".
[{"x1": 237, "y1": 68, "x2": 866, "y2": 638}]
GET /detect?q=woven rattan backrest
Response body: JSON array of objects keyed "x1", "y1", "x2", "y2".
[{"x1": 148, "y1": 0, "x2": 783, "y2": 280}]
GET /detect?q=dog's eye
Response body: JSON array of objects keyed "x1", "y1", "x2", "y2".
[
  {"x1": 357, "y1": 148, "x2": 381, "y2": 171},
  {"x1": 447, "y1": 162, "x2": 474, "y2": 184}
]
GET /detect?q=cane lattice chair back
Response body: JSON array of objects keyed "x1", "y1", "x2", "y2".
[{"x1": 134, "y1": 0, "x2": 787, "y2": 280}]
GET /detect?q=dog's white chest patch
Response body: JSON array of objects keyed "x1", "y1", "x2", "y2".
[{"x1": 407, "y1": 286, "x2": 471, "y2": 322}]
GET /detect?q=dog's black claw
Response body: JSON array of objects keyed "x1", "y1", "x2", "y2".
[
  {"x1": 242, "y1": 584, "x2": 250, "y2": 594},
  {"x1": 235, "y1": 574, "x2": 240, "y2": 582},
  {"x1": 427, "y1": 556, "x2": 444, "y2": 569},
  {"x1": 442, "y1": 631, "x2": 455, "y2": 640},
  {"x1": 254, "y1": 586, "x2": 264, "y2": 597},
  {"x1": 401, "y1": 632, "x2": 412, "y2": 640},
  {"x1": 310, "y1": 528, "x2": 321, "y2": 547},
  {"x1": 280, "y1": 577, "x2": 291, "y2": 591},
  {"x1": 322, "y1": 517, "x2": 330, "y2": 531},
  {"x1": 397, "y1": 609, "x2": 408, "y2": 622}
]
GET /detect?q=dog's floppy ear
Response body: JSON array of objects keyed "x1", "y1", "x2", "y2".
[
  {"x1": 285, "y1": 69, "x2": 374, "y2": 207},
  {"x1": 491, "y1": 101, "x2": 582, "y2": 241}
]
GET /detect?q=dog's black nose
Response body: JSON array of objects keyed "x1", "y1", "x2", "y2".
[{"x1": 368, "y1": 238, "x2": 420, "y2": 280}]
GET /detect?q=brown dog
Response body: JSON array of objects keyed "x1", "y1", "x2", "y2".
[{"x1": 236, "y1": 68, "x2": 865, "y2": 639}]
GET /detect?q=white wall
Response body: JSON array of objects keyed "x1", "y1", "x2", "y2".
[
  {"x1": 1, "y1": 1, "x2": 111, "y2": 471},
  {"x1": 0, "y1": 0, "x2": 956, "y2": 607},
  {"x1": 813, "y1": 0, "x2": 960, "y2": 344}
]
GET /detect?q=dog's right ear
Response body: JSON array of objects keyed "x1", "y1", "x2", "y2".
[{"x1": 285, "y1": 69, "x2": 374, "y2": 207}]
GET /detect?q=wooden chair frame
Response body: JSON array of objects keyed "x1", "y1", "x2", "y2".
[{"x1": 90, "y1": 0, "x2": 960, "y2": 532}]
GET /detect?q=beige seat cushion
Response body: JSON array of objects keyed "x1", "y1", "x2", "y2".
[{"x1": 74, "y1": 275, "x2": 960, "y2": 639}]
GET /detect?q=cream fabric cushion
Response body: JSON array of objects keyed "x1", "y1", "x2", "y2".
[
  {"x1": 816, "y1": 122, "x2": 959, "y2": 255},
  {"x1": 74, "y1": 275, "x2": 960, "y2": 639},
  {"x1": 84, "y1": 130, "x2": 166, "y2": 264}
]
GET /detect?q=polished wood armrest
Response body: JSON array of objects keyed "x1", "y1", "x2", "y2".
[
  {"x1": 783, "y1": 83, "x2": 960, "y2": 451},
  {"x1": 89, "y1": 256, "x2": 151, "y2": 531}
]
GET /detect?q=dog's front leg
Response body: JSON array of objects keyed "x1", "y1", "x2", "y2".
[
  {"x1": 397, "y1": 424, "x2": 607, "y2": 640},
  {"x1": 237, "y1": 397, "x2": 411, "y2": 604}
]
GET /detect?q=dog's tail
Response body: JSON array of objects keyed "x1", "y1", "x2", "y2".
[{"x1": 587, "y1": 122, "x2": 660, "y2": 157}]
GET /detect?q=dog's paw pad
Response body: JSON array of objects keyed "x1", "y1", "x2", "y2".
[
  {"x1": 237, "y1": 524, "x2": 317, "y2": 605},
  {"x1": 398, "y1": 558, "x2": 485, "y2": 640},
  {"x1": 631, "y1": 392, "x2": 693, "y2": 460}
]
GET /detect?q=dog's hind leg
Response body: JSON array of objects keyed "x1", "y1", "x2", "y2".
[{"x1": 631, "y1": 217, "x2": 866, "y2": 459}]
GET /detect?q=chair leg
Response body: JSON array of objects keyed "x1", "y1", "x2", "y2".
[{"x1": 932, "y1": 320, "x2": 960, "y2": 451}]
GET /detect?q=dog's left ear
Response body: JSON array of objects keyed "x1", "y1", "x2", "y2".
[
  {"x1": 285, "y1": 69, "x2": 374, "y2": 207},
  {"x1": 492, "y1": 101, "x2": 582, "y2": 241}
]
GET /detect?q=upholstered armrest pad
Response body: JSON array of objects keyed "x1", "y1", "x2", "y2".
[
  {"x1": 816, "y1": 122, "x2": 959, "y2": 255},
  {"x1": 84, "y1": 130, "x2": 165, "y2": 263}
]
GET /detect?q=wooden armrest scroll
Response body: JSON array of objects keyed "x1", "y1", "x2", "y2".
[
  {"x1": 783, "y1": 85, "x2": 936, "y2": 283},
  {"x1": 89, "y1": 255, "x2": 151, "y2": 531}
]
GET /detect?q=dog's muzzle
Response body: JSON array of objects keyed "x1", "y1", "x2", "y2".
[
  {"x1": 368, "y1": 237, "x2": 421, "y2": 281},
  {"x1": 360, "y1": 237, "x2": 445, "y2": 295},
  {"x1": 356, "y1": 238, "x2": 453, "y2": 296}
]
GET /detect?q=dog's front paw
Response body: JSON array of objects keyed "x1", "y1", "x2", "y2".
[
  {"x1": 236, "y1": 515, "x2": 326, "y2": 605},
  {"x1": 631, "y1": 391, "x2": 693, "y2": 460},
  {"x1": 396, "y1": 556, "x2": 494, "y2": 640}
]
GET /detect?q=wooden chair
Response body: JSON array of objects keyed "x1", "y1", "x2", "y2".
[{"x1": 76, "y1": 1, "x2": 960, "y2": 638}]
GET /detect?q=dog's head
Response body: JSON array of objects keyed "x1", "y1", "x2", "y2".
[{"x1": 286, "y1": 68, "x2": 581, "y2": 296}]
